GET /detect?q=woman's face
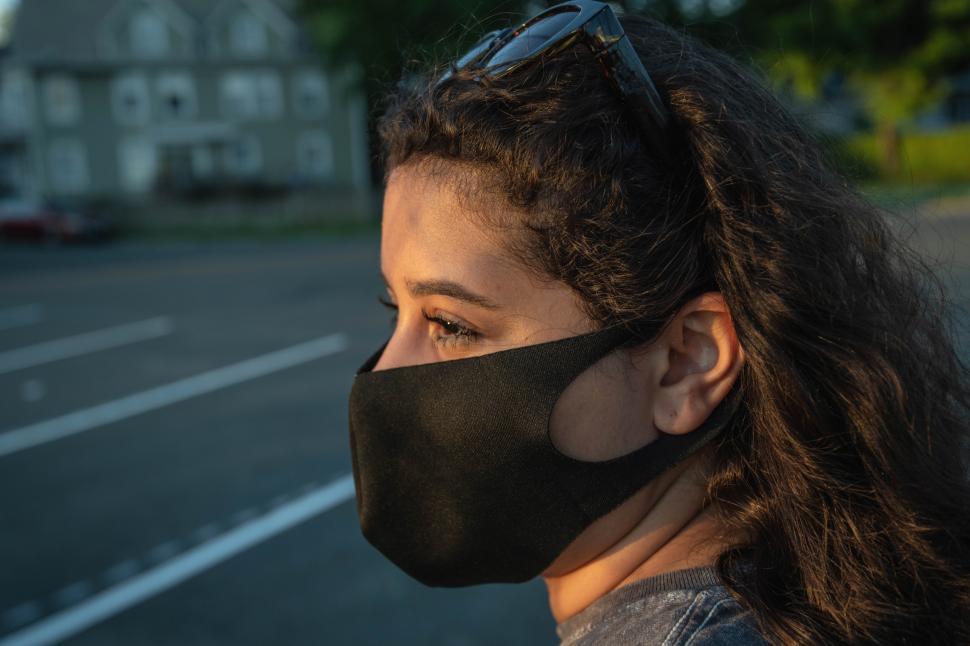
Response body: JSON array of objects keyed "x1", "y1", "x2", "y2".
[
  {"x1": 376, "y1": 163, "x2": 662, "y2": 462},
  {"x1": 375, "y1": 162, "x2": 744, "y2": 575}
]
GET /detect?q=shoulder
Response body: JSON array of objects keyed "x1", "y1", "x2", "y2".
[{"x1": 559, "y1": 584, "x2": 769, "y2": 646}]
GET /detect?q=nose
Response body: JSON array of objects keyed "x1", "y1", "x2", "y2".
[
  {"x1": 372, "y1": 332, "x2": 409, "y2": 371},
  {"x1": 372, "y1": 329, "x2": 437, "y2": 371}
]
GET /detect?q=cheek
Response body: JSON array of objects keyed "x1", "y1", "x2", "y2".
[{"x1": 548, "y1": 356, "x2": 659, "y2": 461}]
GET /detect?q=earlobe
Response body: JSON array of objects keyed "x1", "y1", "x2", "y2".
[
  {"x1": 650, "y1": 297, "x2": 744, "y2": 436},
  {"x1": 653, "y1": 379, "x2": 711, "y2": 436}
]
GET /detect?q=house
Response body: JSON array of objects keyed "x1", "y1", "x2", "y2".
[{"x1": 0, "y1": 0, "x2": 372, "y2": 220}]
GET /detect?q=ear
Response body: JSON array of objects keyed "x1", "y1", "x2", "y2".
[{"x1": 644, "y1": 292, "x2": 745, "y2": 436}]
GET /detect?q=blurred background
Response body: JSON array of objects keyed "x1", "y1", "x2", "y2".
[{"x1": 0, "y1": 0, "x2": 968, "y2": 644}]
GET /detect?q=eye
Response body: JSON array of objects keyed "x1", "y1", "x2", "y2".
[
  {"x1": 377, "y1": 294, "x2": 481, "y2": 350},
  {"x1": 422, "y1": 310, "x2": 480, "y2": 348}
]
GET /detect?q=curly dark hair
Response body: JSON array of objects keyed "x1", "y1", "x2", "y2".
[{"x1": 376, "y1": 14, "x2": 970, "y2": 645}]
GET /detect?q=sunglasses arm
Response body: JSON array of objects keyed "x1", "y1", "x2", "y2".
[{"x1": 595, "y1": 33, "x2": 672, "y2": 162}]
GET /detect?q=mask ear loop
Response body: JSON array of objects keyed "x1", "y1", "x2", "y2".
[
  {"x1": 545, "y1": 379, "x2": 742, "y2": 467},
  {"x1": 531, "y1": 325, "x2": 635, "y2": 448},
  {"x1": 541, "y1": 379, "x2": 742, "y2": 542}
]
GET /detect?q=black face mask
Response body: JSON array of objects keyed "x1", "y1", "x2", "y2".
[{"x1": 347, "y1": 326, "x2": 740, "y2": 587}]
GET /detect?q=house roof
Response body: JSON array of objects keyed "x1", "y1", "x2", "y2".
[
  {"x1": 6, "y1": 0, "x2": 306, "y2": 67},
  {"x1": 8, "y1": 0, "x2": 115, "y2": 65}
]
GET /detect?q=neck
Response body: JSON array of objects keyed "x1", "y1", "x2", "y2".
[{"x1": 542, "y1": 459, "x2": 729, "y2": 623}]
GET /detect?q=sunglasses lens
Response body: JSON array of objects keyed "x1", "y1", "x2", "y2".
[
  {"x1": 485, "y1": 8, "x2": 579, "y2": 67},
  {"x1": 454, "y1": 29, "x2": 508, "y2": 71}
]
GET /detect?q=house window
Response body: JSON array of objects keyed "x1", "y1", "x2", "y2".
[
  {"x1": 112, "y1": 74, "x2": 151, "y2": 126},
  {"x1": 130, "y1": 8, "x2": 171, "y2": 58},
  {"x1": 221, "y1": 72, "x2": 259, "y2": 120},
  {"x1": 223, "y1": 136, "x2": 262, "y2": 176},
  {"x1": 296, "y1": 131, "x2": 334, "y2": 179},
  {"x1": 48, "y1": 139, "x2": 89, "y2": 193},
  {"x1": 292, "y1": 70, "x2": 328, "y2": 119},
  {"x1": 255, "y1": 70, "x2": 283, "y2": 119},
  {"x1": 156, "y1": 72, "x2": 197, "y2": 120},
  {"x1": 43, "y1": 75, "x2": 81, "y2": 126},
  {"x1": 229, "y1": 10, "x2": 268, "y2": 57},
  {"x1": 118, "y1": 137, "x2": 158, "y2": 193},
  {"x1": 2, "y1": 68, "x2": 33, "y2": 128},
  {"x1": 221, "y1": 71, "x2": 281, "y2": 120}
]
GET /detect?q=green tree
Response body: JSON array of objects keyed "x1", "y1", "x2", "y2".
[
  {"x1": 297, "y1": 0, "x2": 524, "y2": 183},
  {"x1": 298, "y1": 0, "x2": 970, "y2": 181},
  {"x1": 681, "y1": 0, "x2": 970, "y2": 173}
]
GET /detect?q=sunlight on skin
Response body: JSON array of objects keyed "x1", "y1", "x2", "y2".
[{"x1": 375, "y1": 162, "x2": 747, "y2": 622}]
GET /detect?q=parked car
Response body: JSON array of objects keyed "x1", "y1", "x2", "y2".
[{"x1": 0, "y1": 199, "x2": 118, "y2": 243}]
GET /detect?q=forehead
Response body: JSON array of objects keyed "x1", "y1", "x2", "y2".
[{"x1": 381, "y1": 164, "x2": 517, "y2": 280}]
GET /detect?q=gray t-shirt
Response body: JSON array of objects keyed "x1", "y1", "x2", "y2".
[{"x1": 556, "y1": 565, "x2": 770, "y2": 645}]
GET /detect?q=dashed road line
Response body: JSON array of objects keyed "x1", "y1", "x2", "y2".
[
  {"x1": 0, "y1": 474, "x2": 356, "y2": 646},
  {"x1": 0, "y1": 333, "x2": 348, "y2": 458},
  {"x1": 0, "y1": 317, "x2": 174, "y2": 375},
  {"x1": 0, "y1": 305, "x2": 43, "y2": 332}
]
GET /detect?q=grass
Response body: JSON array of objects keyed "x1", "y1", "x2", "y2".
[
  {"x1": 841, "y1": 124, "x2": 970, "y2": 185},
  {"x1": 858, "y1": 181, "x2": 970, "y2": 207}
]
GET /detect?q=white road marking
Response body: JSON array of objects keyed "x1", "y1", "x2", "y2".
[
  {"x1": 0, "y1": 317, "x2": 173, "y2": 375},
  {"x1": 0, "y1": 305, "x2": 43, "y2": 332},
  {"x1": 0, "y1": 475, "x2": 356, "y2": 646},
  {"x1": 0, "y1": 333, "x2": 347, "y2": 458}
]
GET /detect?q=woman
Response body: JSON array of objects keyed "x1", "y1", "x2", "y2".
[{"x1": 347, "y1": 2, "x2": 970, "y2": 643}]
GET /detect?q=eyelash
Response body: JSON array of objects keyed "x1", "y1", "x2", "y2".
[{"x1": 377, "y1": 296, "x2": 480, "y2": 348}]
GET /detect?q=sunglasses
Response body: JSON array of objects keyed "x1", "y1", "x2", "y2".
[{"x1": 438, "y1": 0, "x2": 672, "y2": 161}]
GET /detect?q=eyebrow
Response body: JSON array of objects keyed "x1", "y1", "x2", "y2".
[{"x1": 382, "y1": 272, "x2": 501, "y2": 310}]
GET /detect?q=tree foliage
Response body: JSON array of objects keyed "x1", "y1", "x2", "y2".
[
  {"x1": 297, "y1": 0, "x2": 524, "y2": 92},
  {"x1": 685, "y1": 0, "x2": 970, "y2": 129},
  {"x1": 297, "y1": 0, "x2": 970, "y2": 179}
]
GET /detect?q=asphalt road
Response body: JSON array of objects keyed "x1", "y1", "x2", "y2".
[
  {"x1": 0, "y1": 210, "x2": 967, "y2": 646},
  {"x1": 0, "y1": 237, "x2": 556, "y2": 646}
]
